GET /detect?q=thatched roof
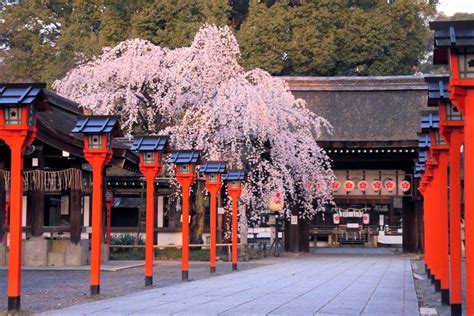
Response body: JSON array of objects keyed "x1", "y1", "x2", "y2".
[{"x1": 281, "y1": 76, "x2": 428, "y2": 146}]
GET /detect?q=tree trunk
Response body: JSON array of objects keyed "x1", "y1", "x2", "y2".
[{"x1": 190, "y1": 181, "x2": 206, "y2": 244}]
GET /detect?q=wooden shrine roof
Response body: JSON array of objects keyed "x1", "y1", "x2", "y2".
[
  {"x1": 36, "y1": 90, "x2": 138, "y2": 170},
  {"x1": 281, "y1": 75, "x2": 429, "y2": 145}
]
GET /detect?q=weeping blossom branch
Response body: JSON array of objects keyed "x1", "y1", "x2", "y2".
[{"x1": 53, "y1": 24, "x2": 335, "y2": 222}]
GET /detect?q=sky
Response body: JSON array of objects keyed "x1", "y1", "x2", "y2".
[{"x1": 438, "y1": 0, "x2": 474, "y2": 16}]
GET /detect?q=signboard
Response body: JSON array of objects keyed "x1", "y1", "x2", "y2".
[
  {"x1": 291, "y1": 215, "x2": 298, "y2": 225},
  {"x1": 347, "y1": 223, "x2": 359, "y2": 229}
]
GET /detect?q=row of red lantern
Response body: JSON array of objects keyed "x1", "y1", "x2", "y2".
[
  {"x1": 333, "y1": 213, "x2": 370, "y2": 225},
  {"x1": 329, "y1": 179, "x2": 411, "y2": 193}
]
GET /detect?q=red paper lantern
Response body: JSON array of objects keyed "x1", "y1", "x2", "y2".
[
  {"x1": 344, "y1": 180, "x2": 355, "y2": 191},
  {"x1": 372, "y1": 180, "x2": 382, "y2": 192},
  {"x1": 363, "y1": 213, "x2": 370, "y2": 225},
  {"x1": 331, "y1": 181, "x2": 341, "y2": 191},
  {"x1": 400, "y1": 180, "x2": 411, "y2": 192},
  {"x1": 384, "y1": 180, "x2": 395, "y2": 192},
  {"x1": 358, "y1": 180, "x2": 368, "y2": 191},
  {"x1": 333, "y1": 213, "x2": 340, "y2": 224}
]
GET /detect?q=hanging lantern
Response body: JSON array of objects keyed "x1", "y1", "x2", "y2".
[
  {"x1": 333, "y1": 213, "x2": 340, "y2": 225},
  {"x1": 384, "y1": 179, "x2": 395, "y2": 192},
  {"x1": 331, "y1": 180, "x2": 341, "y2": 191},
  {"x1": 358, "y1": 180, "x2": 368, "y2": 191},
  {"x1": 269, "y1": 192, "x2": 284, "y2": 212},
  {"x1": 363, "y1": 213, "x2": 370, "y2": 225},
  {"x1": 372, "y1": 180, "x2": 382, "y2": 192},
  {"x1": 344, "y1": 180, "x2": 355, "y2": 191},
  {"x1": 400, "y1": 180, "x2": 411, "y2": 193}
]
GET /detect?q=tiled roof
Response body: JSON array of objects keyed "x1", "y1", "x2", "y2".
[
  {"x1": 72, "y1": 116, "x2": 119, "y2": 134},
  {"x1": 283, "y1": 76, "x2": 428, "y2": 142},
  {"x1": 418, "y1": 151, "x2": 427, "y2": 163},
  {"x1": 223, "y1": 170, "x2": 245, "y2": 181},
  {"x1": 0, "y1": 83, "x2": 50, "y2": 110},
  {"x1": 130, "y1": 136, "x2": 170, "y2": 152},
  {"x1": 421, "y1": 113, "x2": 440, "y2": 131},
  {"x1": 418, "y1": 134, "x2": 431, "y2": 148},
  {"x1": 199, "y1": 161, "x2": 227, "y2": 174},
  {"x1": 425, "y1": 75, "x2": 449, "y2": 106},
  {"x1": 168, "y1": 150, "x2": 200, "y2": 164},
  {"x1": 430, "y1": 20, "x2": 474, "y2": 47}
]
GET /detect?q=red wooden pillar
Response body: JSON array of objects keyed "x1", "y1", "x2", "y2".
[
  {"x1": 201, "y1": 161, "x2": 227, "y2": 274},
  {"x1": 87, "y1": 153, "x2": 111, "y2": 295},
  {"x1": 449, "y1": 130, "x2": 463, "y2": 314},
  {"x1": 131, "y1": 136, "x2": 170, "y2": 286},
  {"x1": 4, "y1": 135, "x2": 28, "y2": 311},
  {"x1": 143, "y1": 169, "x2": 158, "y2": 286},
  {"x1": 180, "y1": 181, "x2": 191, "y2": 279},
  {"x1": 72, "y1": 117, "x2": 120, "y2": 296},
  {"x1": 169, "y1": 150, "x2": 200, "y2": 281},
  {"x1": 105, "y1": 190, "x2": 114, "y2": 246},
  {"x1": 231, "y1": 194, "x2": 239, "y2": 270},
  {"x1": 0, "y1": 84, "x2": 50, "y2": 311},
  {"x1": 209, "y1": 187, "x2": 218, "y2": 273},
  {"x1": 224, "y1": 170, "x2": 244, "y2": 271},
  {"x1": 438, "y1": 151, "x2": 450, "y2": 303},
  {"x1": 464, "y1": 90, "x2": 474, "y2": 314}
]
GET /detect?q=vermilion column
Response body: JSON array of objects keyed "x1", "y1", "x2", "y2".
[
  {"x1": 464, "y1": 90, "x2": 474, "y2": 314},
  {"x1": 209, "y1": 187, "x2": 219, "y2": 273},
  {"x1": 177, "y1": 179, "x2": 192, "y2": 280},
  {"x1": 231, "y1": 196, "x2": 238, "y2": 270},
  {"x1": 422, "y1": 180, "x2": 432, "y2": 278},
  {"x1": 88, "y1": 156, "x2": 108, "y2": 295},
  {"x1": 438, "y1": 152, "x2": 450, "y2": 303},
  {"x1": 5, "y1": 136, "x2": 27, "y2": 311},
  {"x1": 449, "y1": 130, "x2": 463, "y2": 314},
  {"x1": 144, "y1": 171, "x2": 158, "y2": 286},
  {"x1": 432, "y1": 166, "x2": 441, "y2": 288}
]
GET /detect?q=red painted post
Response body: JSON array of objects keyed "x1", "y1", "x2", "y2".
[
  {"x1": 144, "y1": 171, "x2": 157, "y2": 286},
  {"x1": 181, "y1": 183, "x2": 190, "y2": 278},
  {"x1": 464, "y1": 91, "x2": 474, "y2": 314},
  {"x1": 170, "y1": 150, "x2": 200, "y2": 281},
  {"x1": 6, "y1": 137, "x2": 26, "y2": 311},
  {"x1": 231, "y1": 196, "x2": 238, "y2": 270},
  {"x1": 105, "y1": 190, "x2": 114, "y2": 246},
  {"x1": 72, "y1": 117, "x2": 119, "y2": 296},
  {"x1": 449, "y1": 131, "x2": 463, "y2": 312},
  {"x1": 224, "y1": 171, "x2": 244, "y2": 271},
  {"x1": 132, "y1": 137, "x2": 170, "y2": 286},
  {"x1": 438, "y1": 151, "x2": 450, "y2": 303},
  {"x1": 0, "y1": 84, "x2": 50, "y2": 311},
  {"x1": 89, "y1": 157, "x2": 107, "y2": 295},
  {"x1": 209, "y1": 187, "x2": 218, "y2": 273}
]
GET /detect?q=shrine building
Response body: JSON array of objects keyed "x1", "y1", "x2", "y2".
[{"x1": 283, "y1": 75, "x2": 427, "y2": 253}]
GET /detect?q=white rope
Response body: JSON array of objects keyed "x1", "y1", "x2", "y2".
[{"x1": 0, "y1": 168, "x2": 82, "y2": 192}]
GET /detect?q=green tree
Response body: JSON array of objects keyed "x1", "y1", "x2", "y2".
[
  {"x1": 129, "y1": 0, "x2": 231, "y2": 49},
  {"x1": 238, "y1": 0, "x2": 435, "y2": 76}
]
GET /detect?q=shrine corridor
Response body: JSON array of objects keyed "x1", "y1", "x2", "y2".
[{"x1": 41, "y1": 253, "x2": 419, "y2": 315}]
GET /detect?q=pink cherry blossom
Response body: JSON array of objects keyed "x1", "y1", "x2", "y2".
[{"x1": 53, "y1": 24, "x2": 335, "y2": 221}]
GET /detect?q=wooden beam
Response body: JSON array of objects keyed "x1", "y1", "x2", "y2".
[{"x1": 70, "y1": 189, "x2": 81, "y2": 244}]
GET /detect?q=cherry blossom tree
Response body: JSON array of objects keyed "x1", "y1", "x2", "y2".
[{"x1": 53, "y1": 24, "x2": 334, "y2": 222}]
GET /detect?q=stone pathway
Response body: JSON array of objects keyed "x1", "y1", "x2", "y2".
[{"x1": 41, "y1": 254, "x2": 419, "y2": 315}]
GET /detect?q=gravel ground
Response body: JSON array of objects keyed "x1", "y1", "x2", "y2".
[
  {"x1": 411, "y1": 259, "x2": 466, "y2": 315},
  {"x1": 0, "y1": 259, "x2": 271, "y2": 314}
]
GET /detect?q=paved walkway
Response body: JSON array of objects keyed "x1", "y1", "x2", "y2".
[{"x1": 42, "y1": 255, "x2": 419, "y2": 315}]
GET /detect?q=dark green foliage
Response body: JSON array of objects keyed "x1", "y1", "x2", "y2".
[
  {"x1": 0, "y1": 0, "x2": 442, "y2": 85},
  {"x1": 109, "y1": 233, "x2": 145, "y2": 260},
  {"x1": 238, "y1": 0, "x2": 436, "y2": 76}
]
